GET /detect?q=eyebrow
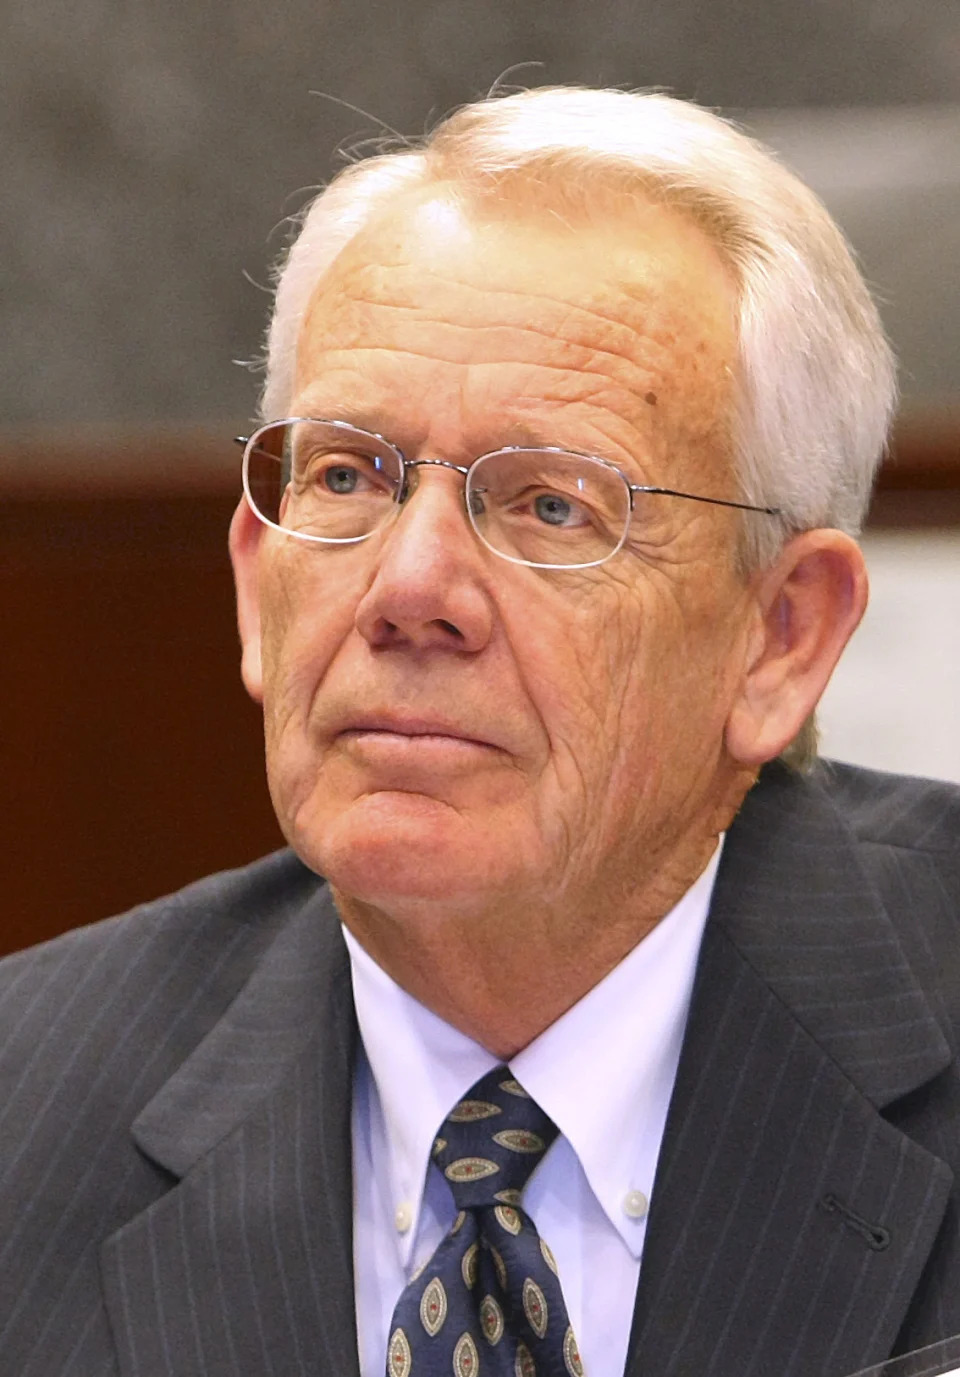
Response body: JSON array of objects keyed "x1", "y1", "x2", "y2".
[
  {"x1": 289, "y1": 392, "x2": 398, "y2": 436},
  {"x1": 285, "y1": 396, "x2": 650, "y2": 475}
]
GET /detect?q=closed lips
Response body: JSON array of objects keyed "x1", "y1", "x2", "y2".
[{"x1": 341, "y1": 717, "x2": 498, "y2": 748}]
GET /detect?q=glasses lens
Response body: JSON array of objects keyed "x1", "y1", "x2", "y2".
[
  {"x1": 466, "y1": 449, "x2": 629, "y2": 568},
  {"x1": 244, "y1": 420, "x2": 402, "y2": 542}
]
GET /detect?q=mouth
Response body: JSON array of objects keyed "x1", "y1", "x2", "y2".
[{"x1": 337, "y1": 714, "x2": 499, "y2": 751}]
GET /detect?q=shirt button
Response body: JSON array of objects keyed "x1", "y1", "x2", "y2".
[
  {"x1": 622, "y1": 1189, "x2": 649, "y2": 1220},
  {"x1": 395, "y1": 1201, "x2": 413, "y2": 1233}
]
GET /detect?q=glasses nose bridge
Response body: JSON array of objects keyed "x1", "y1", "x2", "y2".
[
  {"x1": 401, "y1": 456, "x2": 471, "y2": 487},
  {"x1": 397, "y1": 455, "x2": 474, "y2": 518}
]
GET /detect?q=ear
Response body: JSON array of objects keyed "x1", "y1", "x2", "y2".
[
  {"x1": 228, "y1": 498, "x2": 265, "y2": 704},
  {"x1": 725, "y1": 529, "x2": 869, "y2": 766}
]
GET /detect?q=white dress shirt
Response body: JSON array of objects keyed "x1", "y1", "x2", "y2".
[{"x1": 347, "y1": 841, "x2": 722, "y2": 1377}]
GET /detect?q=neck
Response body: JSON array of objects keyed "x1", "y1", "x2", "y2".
[{"x1": 334, "y1": 783, "x2": 749, "y2": 1057}]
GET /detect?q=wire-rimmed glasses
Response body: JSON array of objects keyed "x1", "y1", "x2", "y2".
[{"x1": 236, "y1": 417, "x2": 782, "y2": 572}]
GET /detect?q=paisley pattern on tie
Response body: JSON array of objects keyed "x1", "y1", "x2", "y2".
[{"x1": 386, "y1": 1066, "x2": 584, "y2": 1375}]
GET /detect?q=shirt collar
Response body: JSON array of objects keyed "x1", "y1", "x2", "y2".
[
  {"x1": 511, "y1": 842, "x2": 722, "y2": 1254},
  {"x1": 345, "y1": 839, "x2": 722, "y2": 1260},
  {"x1": 345, "y1": 927, "x2": 498, "y2": 1248}
]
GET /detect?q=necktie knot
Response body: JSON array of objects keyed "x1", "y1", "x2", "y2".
[
  {"x1": 388, "y1": 1065, "x2": 582, "y2": 1377},
  {"x1": 431, "y1": 1066, "x2": 558, "y2": 1208}
]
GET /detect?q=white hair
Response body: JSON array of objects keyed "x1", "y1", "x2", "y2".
[{"x1": 259, "y1": 86, "x2": 898, "y2": 767}]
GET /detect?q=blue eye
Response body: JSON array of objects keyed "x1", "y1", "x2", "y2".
[
  {"x1": 324, "y1": 465, "x2": 360, "y2": 493},
  {"x1": 534, "y1": 494, "x2": 574, "y2": 526}
]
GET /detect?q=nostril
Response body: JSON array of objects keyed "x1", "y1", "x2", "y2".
[{"x1": 438, "y1": 619, "x2": 463, "y2": 638}]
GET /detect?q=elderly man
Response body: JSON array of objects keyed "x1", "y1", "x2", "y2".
[{"x1": 3, "y1": 86, "x2": 960, "y2": 1377}]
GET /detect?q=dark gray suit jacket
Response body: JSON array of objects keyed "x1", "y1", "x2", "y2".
[{"x1": 2, "y1": 760, "x2": 960, "y2": 1377}]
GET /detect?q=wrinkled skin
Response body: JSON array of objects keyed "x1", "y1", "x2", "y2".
[{"x1": 231, "y1": 188, "x2": 865, "y2": 1053}]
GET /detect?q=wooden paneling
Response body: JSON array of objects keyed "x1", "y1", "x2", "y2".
[
  {"x1": 1, "y1": 486, "x2": 282, "y2": 957},
  {"x1": 1, "y1": 414, "x2": 957, "y2": 957},
  {"x1": 869, "y1": 410, "x2": 960, "y2": 526}
]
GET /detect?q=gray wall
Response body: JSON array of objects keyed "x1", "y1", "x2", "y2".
[
  {"x1": 820, "y1": 531, "x2": 960, "y2": 785},
  {"x1": 4, "y1": 0, "x2": 960, "y2": 429}
]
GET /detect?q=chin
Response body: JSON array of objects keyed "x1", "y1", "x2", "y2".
[{"x1": 290, "y1": 789, "x2": 520, "y2": 912}]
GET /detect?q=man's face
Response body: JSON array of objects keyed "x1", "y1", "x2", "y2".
[{"x1": 237, "y1": 190, "x2": 759, "y2": 926}]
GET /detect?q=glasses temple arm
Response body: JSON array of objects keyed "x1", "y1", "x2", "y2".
[{"x1": 630, "y1": 484, "x2": 781, "y2": 517}]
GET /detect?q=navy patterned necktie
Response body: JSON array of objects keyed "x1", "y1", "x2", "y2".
[{"x1": 386, "y1": 1065, "x2": 585, "y2": 1377}]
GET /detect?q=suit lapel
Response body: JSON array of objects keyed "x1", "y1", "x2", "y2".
[
  {"x1": 98, "y1": 767, "x2": 957, "y2": 1377},
  {"x1": 626, "y1": 765, "x2": 955, "y2": 1377},
  {"x1": 100, "y1": 886, "x2": 361, "y2": 1377}
]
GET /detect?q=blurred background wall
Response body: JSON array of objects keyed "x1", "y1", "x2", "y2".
[{"x1": 2, "y1": 0, "x2": 958, "y2": 952}]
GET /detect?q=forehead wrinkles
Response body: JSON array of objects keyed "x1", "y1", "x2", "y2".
[{"x1": 295, "y1": 213, "x2": 736, "y2": 459}]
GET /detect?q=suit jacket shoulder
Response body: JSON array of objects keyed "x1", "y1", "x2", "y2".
[
  {"x1": 814, "y1": 757, "x2": 960, "y2": 856},
  {"x1": 0, "y1": 849, "x2": 358, "y2": 1377},
  {"x1": 625, "y1": 760, "x2": 960, "y2": 1377},
  {"x1": 807, "y1": 760, "x2": 960, "y2": 1047},
  {"x1": 0, "y1": 849, "x2": 322, "y2": 1134}
]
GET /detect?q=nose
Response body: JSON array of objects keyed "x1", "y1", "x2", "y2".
[{"x1": 354, "y1": 466, "x2": 495, "y2": 653}]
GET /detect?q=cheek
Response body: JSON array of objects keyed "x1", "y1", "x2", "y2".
[
  {"x1": 629, "y1": 573, "x2": 751, "y2": 761},
  {"x1": 529, "y1": 565, "x2": 745, "y2": 785},
  {"x1": 509, "y1": 577, "x2": 649, "y2": 779},
  {"x1": 258, "y1": 553, "x2": 359, "y2": 739}
]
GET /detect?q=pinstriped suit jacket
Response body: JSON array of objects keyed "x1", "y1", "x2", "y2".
[{"x1": 2, "y1": 760, "x2": 960, "y2": 1377}]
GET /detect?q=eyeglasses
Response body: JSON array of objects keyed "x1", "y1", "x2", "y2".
[{"x1": 236, "y1": 418, "x2": 782, "y2": 571}]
